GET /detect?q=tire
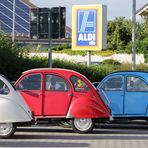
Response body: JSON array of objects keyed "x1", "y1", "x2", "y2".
[
  {"x1": 0, "y1": 123, "x2": 16, "y2": 138},
  {"x1": 71, "y1": 118, "x2": 95, "y2": 134}
]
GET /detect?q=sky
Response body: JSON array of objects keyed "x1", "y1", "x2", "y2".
[{"x1": 30, "y1": 0, "x2": 147, "y2": 27}]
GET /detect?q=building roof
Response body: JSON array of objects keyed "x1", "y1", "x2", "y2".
[
  {"x1": 22, "y1": 0, "x2": 37, "y2": 8},
  {"x1": 137, "y1": 3, "x2": 148, "y2": 16}
]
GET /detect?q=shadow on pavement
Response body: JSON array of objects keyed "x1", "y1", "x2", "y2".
[
  {"x1": 0, "y1": 141, "x2": 89, "y2": 147},
  {"x1": 12, "y1": 126, "x2": 148, "y2": 141}
]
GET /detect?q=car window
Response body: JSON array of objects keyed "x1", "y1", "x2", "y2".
[
  {"x1": 0, "y1": 80, "x2": 10, "y2": 95},
  {"x1": 45, "y1": 74, "x2": 69, "y2": 91},
  {"x1": 102, "y1": 76, "x2": 123, "y2": 91},
  {"x1": 70, "y1": 76, "x2": 89, "y2": 92},
  {"x1": 126, "y1": 76, "x2": 148, "y2": 92},
  {"x1": 17, "y1": 74, "x2": 41, "y2": 90}
]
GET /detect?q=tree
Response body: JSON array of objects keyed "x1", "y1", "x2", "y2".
[
  {"x1": 0, "y1": 30, "x2": 29, "y2": 80},
  {"x1": 107, "y1": 17, "x2": 132, "y2": 51}
]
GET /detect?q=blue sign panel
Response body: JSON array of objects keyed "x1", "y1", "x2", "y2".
[{"x1": 77, "y1": 10, "x2": 97, "y2": 46}]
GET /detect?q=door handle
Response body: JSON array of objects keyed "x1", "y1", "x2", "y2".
[
  {"x1": 68, "y1": 93, "x2": 73, "y2": 96},
  {"x1": 38, "y1": 93, "x2": 43, "y2": 96}
]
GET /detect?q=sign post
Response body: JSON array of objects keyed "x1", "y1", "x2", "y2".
[
  {"x1": 87, "y1": 51, "x2": 91, "y2": 66},
  {"x1": 48, "y1": 9, "x2": 52, "y2": 68},
  {"x1": 72, "y1": 5, "x2": 107, "y2": 66}
]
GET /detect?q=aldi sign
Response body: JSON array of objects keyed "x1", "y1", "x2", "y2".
[
  {"x1": 72, "y1": 5, "x2": 107, "y2": 51},
  {"x1": 77, "y1": 10, "x2": 97, "y2": 46}
]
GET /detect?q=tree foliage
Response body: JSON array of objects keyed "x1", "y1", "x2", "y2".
[
  {"x1": 0, "y1": 30, "x2": 47, "y2": 80},
  {"x1": 107, "y1": 17, "x2": 148, "y2": 62},
  {"x1": 107, "y1": 17, "x2": 132, "y2": 50}
]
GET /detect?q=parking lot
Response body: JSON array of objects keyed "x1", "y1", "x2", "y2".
[{"x1": 1, "y1": 124, "x2": 148, "y2": 148}]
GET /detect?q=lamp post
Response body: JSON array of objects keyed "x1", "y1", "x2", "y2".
[
  {"x1": 48, "y1": 9, "x2": 52, "y2": 68},
  {"x1": 132, "y1": 0, "x2": 136, "y2": 70},
  {"x1": 12, "y1": 0, "x2": 16, "y2": 42}
]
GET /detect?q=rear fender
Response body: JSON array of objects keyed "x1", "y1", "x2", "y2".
[
  {"x1": 0, "y1": 98, "x2": 32, "y2": 123},
  {"x1": 67, "y1": 96, "x2": 109, "y2": 119}
]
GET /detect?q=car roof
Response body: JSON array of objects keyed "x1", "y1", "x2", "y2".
[
  {"x1": 22, "y1": 68, "x2": 84, "y2": 78},
  {"x1": 21, "y1": 68, "x2": 94, "y2": 88},
  {"x1": 105, "y1": 71, "x2": 148, "y2": 82},
  {"x1": 0, "y1": 74, "x2": 9, "y2": 81},
  {"x1": 0, "y1": 74, "x2": 5, "y2": 78}
]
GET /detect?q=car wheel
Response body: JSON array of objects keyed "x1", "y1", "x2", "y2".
[
  {"x1": 0, "y1": 123, "x2": 16, "y2": 138},
  {"x1": 71, "y1": 118, "x2": 95, "y2": 133}
]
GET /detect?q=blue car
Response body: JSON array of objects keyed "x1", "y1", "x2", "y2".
[{"x1": 97, "y1": 71, "x2": 148, "y2": 119}]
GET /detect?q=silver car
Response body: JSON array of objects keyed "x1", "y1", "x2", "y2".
[{"x1": 0, "y1": 74, "x2": 32, "y2": 138}]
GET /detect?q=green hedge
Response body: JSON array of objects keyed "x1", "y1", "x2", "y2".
[
  {"x1": 53, "y1": 58, "x2": 148, "y2": 82},
  {"x1": 1, "y1": 54, "x2": 148, "y2": 82},
  {"x1": 52, "y1": 59, "x2": 112, "y2": 82}
]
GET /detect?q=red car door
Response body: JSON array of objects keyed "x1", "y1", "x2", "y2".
[
  {"x1": 43, "y1": 74, "x2": 72, "y2": 116},
  {"x1": 16, "y1": 73, "x2": 43, "y2": 116}
]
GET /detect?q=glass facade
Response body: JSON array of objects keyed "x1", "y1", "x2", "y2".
[{"x1": 0, "y1": 0, "x2": 30, "y2": 36}]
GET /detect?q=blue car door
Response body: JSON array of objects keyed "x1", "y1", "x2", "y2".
[
  {"x1": 124, "y1": 75, "x2": 148, "y2": 115},
  {"x1": 98, "y1": 75, "x2": 124, "y2": 116}
]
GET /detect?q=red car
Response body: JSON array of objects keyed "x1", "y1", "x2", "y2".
[{"x1": 15, "y1": 68, "x2": 109, "y2": 133}]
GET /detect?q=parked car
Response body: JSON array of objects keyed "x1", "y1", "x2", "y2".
[
  {"x1": 15, "y1": 68, "x2": 110, "y2": 133},
  {"x1": 97, "y1": 71, "x2": 148, "y2": 120},
  {"x1": 0, "y1": 74, "x2": 32, "y2": 138}
]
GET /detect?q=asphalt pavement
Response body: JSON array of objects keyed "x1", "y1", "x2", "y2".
[{"x1": 0, "y1": 125, "x2": 148, "y2": 148}]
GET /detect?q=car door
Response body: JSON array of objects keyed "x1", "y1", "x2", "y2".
[
  {"x1": 43, "y1": 74, "x2": 72, "y2": 116},
  {"x1": 98, "y1": 75, "x2": 124, "y2": 116},
  {"x1": 16, "y1": 73, "x2": 43, "y2": 116},
  {"x1": 124, "y1": 75, "x2": 148, "y2": 115}
]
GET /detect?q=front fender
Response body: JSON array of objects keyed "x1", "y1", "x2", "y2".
[
  {"x1": 67, "y1": 96, "x2": 109, "y2": 119},
  {"x1": 0, "y1": 98, "x2": 32, "y2": 123}
]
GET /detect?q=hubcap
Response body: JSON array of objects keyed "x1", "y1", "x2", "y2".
[
  {"x1": 74, "y1": 118, "x2": 92, "y2": 131},
  {"x1": 0, "y1": 123, "x2": 13, "y2": 136}
]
